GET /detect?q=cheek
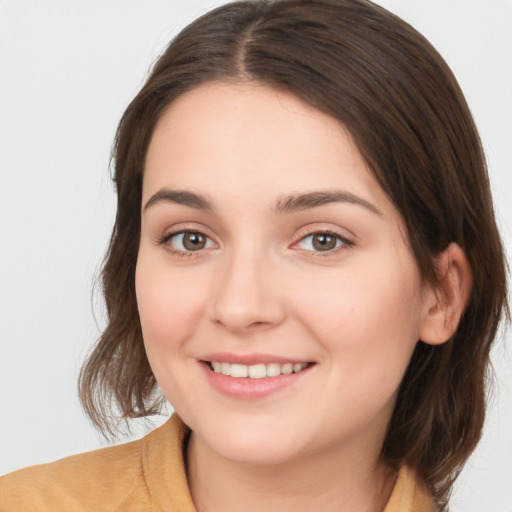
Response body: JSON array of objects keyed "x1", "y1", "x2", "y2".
[
  {"x1": 135, "y1": 256, "x2": 211, "y2": 410},
  {"x1": 135, "y1": 257, "x2": 205, "y2": 352},
  {"x1": 289, "y1": 256, "x2": 423, "y2": 374}
]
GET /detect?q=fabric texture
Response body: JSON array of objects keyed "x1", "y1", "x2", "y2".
[{"x1": 0, "y1": 414, "x2": 436, "y2": 511}]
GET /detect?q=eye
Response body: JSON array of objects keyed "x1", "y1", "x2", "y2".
[
  {"x1": 163, "y1": 231, "x2": 216, "y2": 253},
  {"x1": 295, "y1": 232, "x2": 350, "y2": 253}
]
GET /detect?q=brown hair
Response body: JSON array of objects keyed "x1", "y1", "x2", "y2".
[{"x1": 79, "y1": 0, "x2": 508, "y2": 506}]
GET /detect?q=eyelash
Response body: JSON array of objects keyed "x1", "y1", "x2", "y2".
[
  {"x1": 158, "y1": 229, "x2": 354, "y2": 257},
  {"x1": 293, "y1": 231, "x2": 354, "y2": 257},
  {"x1": 158, "y1": 230, "x2": 216, "y2": 258}
]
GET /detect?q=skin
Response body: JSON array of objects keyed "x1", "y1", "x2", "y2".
[{"x1": 136, "y1": 82, "x2": 466, "y2": 512}]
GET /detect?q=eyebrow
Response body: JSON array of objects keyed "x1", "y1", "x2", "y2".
[
  {"x1": 275, "y1": 191, "x2": 382, "y2": 215},
  {"x1": 143, "y1": 188, "x2": 382, "y2": 216},
  {"x1": 144, "y1": 189, "x2": 213, "y2": 211}
]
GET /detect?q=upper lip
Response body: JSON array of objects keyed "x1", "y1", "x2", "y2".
[{"x1": 200, "y1": 352, "x2": 313, "y2": 365}]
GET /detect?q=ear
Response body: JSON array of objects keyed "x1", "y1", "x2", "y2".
[{"x1": 419, "y1": 243, "x2": 473, "y2": 346}]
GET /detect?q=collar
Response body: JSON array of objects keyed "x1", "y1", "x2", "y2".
[{"x1": 141, "y1": 414, "x2": 436, "y2": 512}]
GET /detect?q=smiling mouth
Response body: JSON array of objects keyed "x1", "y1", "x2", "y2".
[{"x1": 205, "y1": 361, "x2": 314, "y2": 379}]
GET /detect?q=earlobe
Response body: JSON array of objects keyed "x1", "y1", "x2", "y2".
[{"x1": 419, "y1": 243, "x2": 473, "y2": 346}]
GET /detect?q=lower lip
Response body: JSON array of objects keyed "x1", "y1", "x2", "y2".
[{"x1": 200, "y1": 362, "x2": 314, "y2": 399}]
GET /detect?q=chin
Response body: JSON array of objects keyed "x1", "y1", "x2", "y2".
[
  {"x1": 190, "y1": 413, "x2": 310, "y2": 466},
  {"x1": 212, "y1": 433, "x2": 303, "y2": 466}
]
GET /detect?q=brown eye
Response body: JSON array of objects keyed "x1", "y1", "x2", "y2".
[
  {"x1": 312, "y1": 233, "x2": 338, "y2": 251},
  {"x1": 296, "y1": 232, "x2": 349, "y2": 253},
  {"x1": 166, "y1": 231, "x2": 214, "y2": 252},
  {"x1": 182, "y1": 232, "x2": 207, "y2": 250}
]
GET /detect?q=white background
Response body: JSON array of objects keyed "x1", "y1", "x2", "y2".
[{"x1": 0, "y1": 1, "x2": 510, "y2": 510}]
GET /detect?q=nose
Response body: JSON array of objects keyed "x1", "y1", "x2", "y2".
[{"x1": 208, "y1": 248, "x2": 286, "y2": 334}]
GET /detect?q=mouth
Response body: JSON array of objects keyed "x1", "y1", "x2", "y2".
[
  {"x1": 203, "y1": 361, "x2": 315, "y2": 379},
  {"x1": 199, "y1": 356, "x2": 316, "y2": 399}
]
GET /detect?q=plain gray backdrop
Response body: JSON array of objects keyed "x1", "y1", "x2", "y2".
[{"x1": 1, "y1": 1, "x2": 511, "y2": 511}]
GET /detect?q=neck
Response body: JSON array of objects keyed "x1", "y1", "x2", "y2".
[{"x1": 186, "y1": 432, "x2": 395, "y2": 512}]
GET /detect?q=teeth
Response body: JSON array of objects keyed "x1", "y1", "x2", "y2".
[
  {"x1": 248, "y1": 363, "x2": 266, "y2": 379},
  {"x1": 266, "y1": 362, "x2": 281, "y2": 377},
  {"x1": 210, "y1": 361, "x2": 309, "y2": 378},
  {"x1": 230, "y1": 364, "x2": 248, "y2": 378},
  {"x1": 281, "y1": 363, "x2": 293, "y2": 375}
]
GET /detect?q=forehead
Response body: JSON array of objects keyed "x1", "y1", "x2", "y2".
[{"x1": 143, "y1": 81, "x2": 393, "y2": 217}]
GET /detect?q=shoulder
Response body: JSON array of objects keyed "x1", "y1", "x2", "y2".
[
  {"x1": 384, "y1": 466, "x2": 438, "y2": 512},
  {"x1": 0, "y1": 436, "x2": 147, "y2": 512}
]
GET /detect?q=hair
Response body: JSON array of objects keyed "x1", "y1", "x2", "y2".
[{"x1": 79, "y1": 0, "x2": 508, "y2": 507}]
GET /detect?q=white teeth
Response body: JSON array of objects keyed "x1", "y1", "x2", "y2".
[
  {"x1": 266, "y1": 362, "x2": 281, "y2": 377},
  {"x1": 281, "y1": 363, "x2": 293, "y2": 375},
  {"x1": 248, "y1": 363, "x2": 266, "y2": 379},
  {"x1": 210, "y1": 361, "x2": 309, "y2": 378},
  {"x1": 230, "y1": 363, "x2": 248, "y2": 377}
]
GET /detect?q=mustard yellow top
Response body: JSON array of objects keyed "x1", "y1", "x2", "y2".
[{"x1": 0, "y1": 414, "x2": 436, "y2": 511}]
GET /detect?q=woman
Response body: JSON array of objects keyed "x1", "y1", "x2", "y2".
[{"x1": 0, "y1": 1, "x2": 508, "y2": 511}]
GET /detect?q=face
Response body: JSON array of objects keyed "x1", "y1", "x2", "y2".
[{"x1": 136, "y1": 82, "x2": 432, "y2": 467}]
